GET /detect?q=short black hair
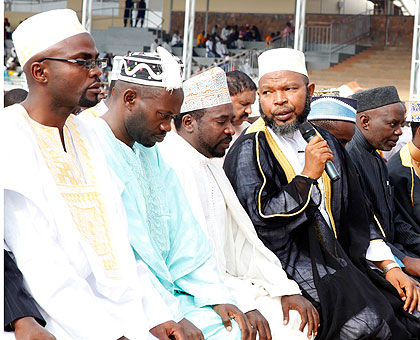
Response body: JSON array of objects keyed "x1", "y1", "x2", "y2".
[
  {"x1": 411, "y1": 121, "x2": 420, "y2": 137},
  {"x1": 226, "y1": 70, "x2": 257, "y2": 97},
  {"x1": 4, "y1": 88, "x2": 28, "y2": 107},
  {"x1": 311, "y1": 119, "x2": 337, "y2": 131},
  {"x1": 173, "y1": 108, "x2": 205, "y2": 131}
]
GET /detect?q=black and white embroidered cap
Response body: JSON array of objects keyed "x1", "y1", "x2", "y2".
[{"x1": 119, "y1": 47, "x2": 183, "y2": 91}]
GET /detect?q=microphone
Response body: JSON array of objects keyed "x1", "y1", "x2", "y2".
[{"x1": 299, "y1": 121, "x2": 340, "y2": 182}]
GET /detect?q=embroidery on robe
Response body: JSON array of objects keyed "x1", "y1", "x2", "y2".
[{"x1": 19, "y1": 109, "x2": 119, "y2": 277}]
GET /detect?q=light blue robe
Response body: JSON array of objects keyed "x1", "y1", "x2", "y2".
[{"x1": 91, "y1": 117, "x2": 241, "y2": 340}]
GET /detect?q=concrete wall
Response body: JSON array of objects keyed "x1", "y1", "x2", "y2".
[{"x1": 306, "y1": 0, "x2": 372, "y2": 15}]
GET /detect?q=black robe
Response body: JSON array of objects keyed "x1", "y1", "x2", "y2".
[
  {"x1": 224, "y1": 118, "x2": 419, "y2": 339},
  {"x1": 347, "y1": 128, "x2": 420, "y2": 261},
  {"x1": 388, "y1": 144, "x2": 420, "y2": 257}
]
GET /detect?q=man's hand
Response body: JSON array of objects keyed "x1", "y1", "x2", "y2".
[
  {"x1": 150, "y1": 320, "x2": 186, "y2": 340},
  {"x1": 245, "y1": 309, "x2": 271, "y2": 340},
  {"x1": 385, "y1": 267, "x2": 420, "y2": 314},
  {"x1": 213, "y1": 303, "x2": 256, "y2": 340},
  {"x1": 13, "y1": 317, "x2": 56, "y2": 340},
  {"x1": 301, "y1": 136, "x2": 334, "y2": 180},
  {"x1": 281, "y1": 294, "x2": 320, "y2": 339},
  {"x1": 178, "y1": 318, "x2": 204, "y2": 340},
  {"x1": 402, "y1": 256, "x2": 420, "y2": 278}
]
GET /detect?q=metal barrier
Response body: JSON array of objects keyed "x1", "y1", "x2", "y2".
[
  {"x1": 197, "y1": 49, "x2": 260, "y2": 78},
  {"x1": 304, "y1": 15, "x2": 370, "y2": 64}
]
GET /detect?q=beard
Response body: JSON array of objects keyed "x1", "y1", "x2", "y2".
[
  {"x1": 78, "y1": 80, "x2": 101, "y2": 108},
  {"x1": 260, "y1": 89, "x2": 311, "y2": 136},
  {"x1": 197, "y1": 125, "x2": 233, "y2": 158}
]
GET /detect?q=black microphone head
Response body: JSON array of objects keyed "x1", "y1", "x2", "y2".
[{"x1": 299, "y1": 121, "x2": 317, "y2": 142}]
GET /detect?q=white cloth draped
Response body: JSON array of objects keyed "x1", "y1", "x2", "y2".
[
  {"x1": 1, "y1": 104, "x2": 171, "y2": 340},
  {"x1": 159, "y1": 132, "x2": 307, "y2": 340}
]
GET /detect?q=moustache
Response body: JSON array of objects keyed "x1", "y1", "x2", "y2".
[{"x1": 220, "y1": 136, "x2": 233, "y2": 144}]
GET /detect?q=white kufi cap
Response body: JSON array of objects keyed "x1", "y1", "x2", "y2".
[
  {"x1": 13, "y1": 9, "x2": 88, "y2": 68},
  {"x1": 258, "y1": 48, "x2": 308, "y2": 80},
  {"x1": 181, "y1": 67, "x2": 231, "y2": 113}
]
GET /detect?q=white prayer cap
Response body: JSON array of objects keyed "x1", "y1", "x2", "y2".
[
  {"x1": 12, "y1": 9, "x2": 88, "y2": 68},
  {"x1": 119, "y1": 47, "x2": 183, "y2": 91},
  {"x1": 110, "y1": 56, "x2": 124, "y2": 81},
  {"x1": 180, "y1": 67, "x2": 231, "y2": 113},
  {"x1": 258, "y1": 48, "x2": 308, "y2": 81}
]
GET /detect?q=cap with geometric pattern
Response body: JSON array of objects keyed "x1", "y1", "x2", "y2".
[{"x1": 180, "y1": 67, "x2": 231, "y2": 113}]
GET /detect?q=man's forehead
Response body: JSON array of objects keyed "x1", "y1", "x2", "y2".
[
  {"x1": 258, "y1": 70, "x2": 307, "y2": 87},
  {"x1": 367, "y1": 102, "x2": 406, "y2": 119},
  {"x1": 205, "y1": 103, "x2": 234, "y2": 116}
]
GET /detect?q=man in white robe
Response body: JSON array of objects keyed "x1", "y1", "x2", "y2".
[
  {"x1": 2, "y1": 9, "x2": 184, "y2": 340},
  {"x1": 159, "y1": 67, "x2": 320, "y2": 340}
]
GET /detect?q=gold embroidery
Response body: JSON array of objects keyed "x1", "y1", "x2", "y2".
[
  {"x1": 399, "y1": 144, "x2": 415, "y2": 206},
  {"x1": 19, "y1": 108, "x2": 118, "y2": 276}
]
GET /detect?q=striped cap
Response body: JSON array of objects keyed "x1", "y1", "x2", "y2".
[{"x1": 308, "y1": 96, "x2": 357, "y2": 123}]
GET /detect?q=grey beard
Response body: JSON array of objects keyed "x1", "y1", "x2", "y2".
[{"x1": 259, "y1": 90, "x2": 311, "y2": 136}]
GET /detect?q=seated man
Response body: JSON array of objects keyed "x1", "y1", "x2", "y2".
[
  {"x1": 223, "y1": 48, "x2": 420, "y2": 339},
  {"x1": 388, "y1": 107, "x2": 420, "y2": 254},
  {"x1": 159, "y1": 66, "x2": 320, "y2": 340},
  {"x1": 81, "y1": 49, "x2": 253, "y2": 340},
  {"x1": 2, "y1": 10, "x2": 182, "y2": 340},
  {"x1": 348, "y1": 86, "x2": 420, "y2": 277},
  {"x1": 307, "y1": 96, "x2": 357, "y2": 147}
]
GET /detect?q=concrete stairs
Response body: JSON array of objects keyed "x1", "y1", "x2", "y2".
[
  {"x1": 92, "y1": 26, "x2": 160, "y2": 55},
  {"x1": 308, "y1": 46, "x2": 412, "y2": 101}
]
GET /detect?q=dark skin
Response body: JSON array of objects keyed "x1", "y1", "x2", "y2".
[
  {"x1": 177, "y1": 103, "x2": 235, "y2": 158},
  {"x1": 13, "y1": 317, "x2": 56, "y2": 340},
  {"x1": 356, "y1": 102, "x2": 405, "y2": 152},
  {"x1": 312, "y1": 120, "x2": 356, "y2": 147},
  {"x1": 258, "y1": 71, "x2": 330, "y2": 181},
  {"x1": 103, "y1": 82, "x2": 255, "y2": 340},
  {"x1": 20, "y1": 32, "x2": 102, "y2": 147},
  {"x1": 356, "y1": 103, "x2": 420, "y2": 301},
  {"x1": 257, "y1": 70, "x2": 323, "y2": 337},
  {"x1": 101, "y1": 81, "x2": 184, "y2": 148},
  {"x1": 231, "y1": 90, "x2": 256, "y2": 126},
  {"x1": 177, "y1": 108, "x2": 271, "y2": 340},
  {"x1": 21, "y1": 34, "x2": 185, "y2": 340}
]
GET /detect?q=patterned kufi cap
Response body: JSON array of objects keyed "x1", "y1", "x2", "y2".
[
  {"x1": 119, "y1": 47, "x2": 183, "y2": 91},
  {"x1": 309, "y1": 96, "x2": 357, "y2": 123},
  {"x1": 258, "y1": 48, "x2": 308, "y2": 81},
  {"x1": 181, "y1": 67, "x2": 231, "y2": 113},
  {"x1": 408, "y1": 101, "x2": 420, "y2": 122},
  {"x1": 13, "y1": 9, "x2": 87, "y2": 68}
]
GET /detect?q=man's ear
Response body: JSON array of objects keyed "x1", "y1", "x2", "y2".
[
  {"x1": 30, "y1": 62, "x2": 48, "y2": 84},
  {"x1": 123, "y1": 89, "x2": 137, "y2": 110},
  {"x1": 307, "y1": 82, "x2": 315, "y2": 99},
  {"x1": 358, "y1": 113, "x2": 370, "y2": 130},
  {"x1": 182, "y1": 114, "x2": 195, "y2": 133}
]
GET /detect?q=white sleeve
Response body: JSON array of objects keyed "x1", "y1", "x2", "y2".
[
  {"x1": 4, "y1": 190, "x2": 125, "y2": 340},
  {"x1": 366, "y1": 240, "x2": 395, "y2": 262}
]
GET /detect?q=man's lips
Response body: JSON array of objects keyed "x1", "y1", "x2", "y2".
[
  {"x1": 87, "y1": 82, "x2": 101, "y2": 93},
  {"x1": 273, "y1": 111, "x2": 293, "y2": 121},
  {"x1": 154, "y1": 134, "x2": 166, "y2": 142}
]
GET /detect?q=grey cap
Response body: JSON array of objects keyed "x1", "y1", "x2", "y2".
[{"x1": 351, "y1": 86, "x2": 401, "y2": 113}]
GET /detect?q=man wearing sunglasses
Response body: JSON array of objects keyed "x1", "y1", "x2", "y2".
[{"x1": 2, "y1": 9, "x2": 185, "y2": 340}]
